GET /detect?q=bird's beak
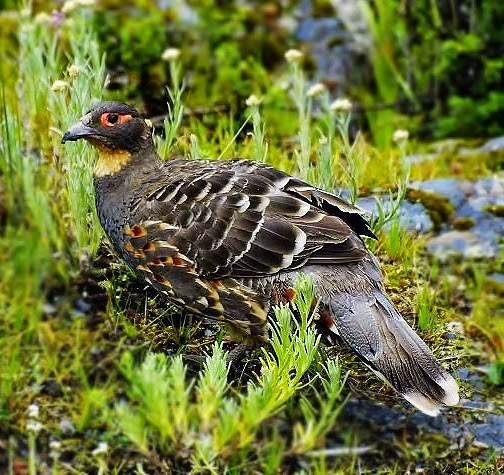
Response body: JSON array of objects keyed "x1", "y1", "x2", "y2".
[{"x1": 61, "y1": 121, "x2": 95, "y2": 144}]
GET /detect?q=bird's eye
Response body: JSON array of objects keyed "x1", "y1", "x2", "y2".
[{"x1": 100, "y1": 112, "x2": 131, "y2": 127}]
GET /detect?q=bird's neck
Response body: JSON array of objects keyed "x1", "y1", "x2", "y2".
[
  {"x1": 92, "y1": 139, "x2": 161, "y2": 177},
  {"x1": 93, "y1": 144, "x2": 163, "y2": 199},
  {"x1": 93, "y1": 145, "x2": 133, "y2": 178},
  {"x1": 93, "y1": 144, "x2": 163, "y2": 241}
]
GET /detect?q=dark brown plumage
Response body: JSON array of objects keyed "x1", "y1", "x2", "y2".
[{"x1": 62, "y1": 101, "x2": 459, "y2": 416}]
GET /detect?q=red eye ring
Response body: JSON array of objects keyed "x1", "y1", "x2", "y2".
[{"x1": 100, "y1": 112, "x2": 132, "y2": 127}]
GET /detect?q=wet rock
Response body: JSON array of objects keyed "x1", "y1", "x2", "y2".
[
  {"x1": 75, "y1": 297, "x2": 92, "y2": 314},
  {"x1": 59, "y1": 418, "x2": 76, "y2": 435},
  {"x1": 406, "y1": 152, "x2": 438, "y2": 165},
  {"x1": 294, "y1": 1, "x2": 371, "y2": 96},
  {"x1": 341, "y1": 381, "x2": 504, "y2": 454},
  {"x1": 479, "y1": 136, "x2": 504, "y2": 152},
  {"x1": 40, "y1": 379, "x2": 64, "y2": 398},
  {"x1": 427, "y1": 231, "x2": 494, "y2": 261},
  {"x1": 472, "y1": 414, "x2": 504, "y2": 450},
  {"x1": 474, "y1": 175, "x2": 504, "y2": 195},
  {"x1": 356, "y1": 196, "x2": 434, "y2": 233},
  {"x1": 391, "y1": 176, "x2": 502, "y2": 259},
  {"x1": 406, "y1": 186, "x2": 455, "y2": 230},
  {"x1": 486, "y1": 273, "x2": 504, "y2": 287},
  {"x1": 409, "y1": 179, "x2": 470, "y2": 209},
  {"x1": 353, "y1": 173, "x2": 502, "y2": 260}
]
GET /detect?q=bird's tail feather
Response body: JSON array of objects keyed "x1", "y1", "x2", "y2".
[{"x1": 327, "y1": 289, "x2": 459, "y2": 416}]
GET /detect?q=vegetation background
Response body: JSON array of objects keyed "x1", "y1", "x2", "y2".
[{"x1": 0, "y1": 0, "x2": 502, "y2": 473}]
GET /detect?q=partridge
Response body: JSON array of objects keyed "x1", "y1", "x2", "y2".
[{"x1": 62, "y1": 101, "x2": 459, "y2": 416}]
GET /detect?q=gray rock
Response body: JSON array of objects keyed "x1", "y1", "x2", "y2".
[
  {"x1": 342, "y1": 392, "x2": 504, "y2": 452},
  {"x1": 294, "y1": 0, "x2": 371, "y2": 97},
  {"x1": 487, "y1": 273, "x2": 504, "y2": 285},
  {"x1": 406, "y1": 153, "x2": 438, "y2": 165},
  {"x1": 347, "y1": 174, "x2": 502, "y2": 259},
  {"x1": 427, "y1": 230, "x2": 495, "y2": 260},
  {"x1": 409, "y1": 179, "x2": 471, "y2": 209},
  {"x1": 474, "y1": 175, "x2": 504, "y2": 195},
  {"x1": 356, "y1": 196, "x2": 433, "y2": 234},
  {"x1": 479, "y1": 136, "x2": 504, "y2": 152},
  {"x1": 59, "y1": 418, "x2": 76, "y2": 435}
]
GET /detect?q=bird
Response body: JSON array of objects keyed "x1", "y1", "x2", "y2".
[{"x1": 62, "y1": 101, "x2": 459, "y2": 416}]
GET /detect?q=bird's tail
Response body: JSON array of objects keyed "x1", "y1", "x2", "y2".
[{"x1": 324, "y1": 288, "x2": 459, "y2": 416}]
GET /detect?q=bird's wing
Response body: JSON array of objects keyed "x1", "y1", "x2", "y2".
[
  {"x1": 124, "y1": 159, "x2": 372, "y2": 280},
  {"x1": 121, "y1": 218, "x2": 270, "y2": 338}
]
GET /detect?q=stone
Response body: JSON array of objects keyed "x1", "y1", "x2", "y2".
[{"x1": 427, "y1": 230, "x2": 496, "y2": 260}]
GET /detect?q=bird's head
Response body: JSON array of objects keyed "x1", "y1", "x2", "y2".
[{"x1": 62, "y1": 102, "x2": 155, "y2": 177}]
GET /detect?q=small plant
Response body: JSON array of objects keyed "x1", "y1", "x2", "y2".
[
  {"x1": 371, "y1": 129, "x2": 411, "y2": 234},
  {"x1": 116, "y1": 275, "x2": 345, "y2": 471},
  {"x1": 245, "y1": 94, "x2": 268, "y2": 162},
  {"x1": 415, "y1": 285, "x2": 437, "y2": 331},
  {"x1": 159, "y1": 47, "x2": 185, "y2": 158},
  {"x1": 284, "y1": 49, "x2": 312, "y2": 181}
]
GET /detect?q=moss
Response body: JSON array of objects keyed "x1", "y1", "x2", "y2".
[
  {"x1": 238, "y1": 30, "x2": 286, "y2": 70},
  {"x1": 311, "y1": 0, "x2": 336, "y2": 18},
  {"x1": 484, "y1": 204, "x2": 504, "y2": 217},
  {"x1": 452, "y1": 216, "x2": 476, "y2": 230},
  {"x1": 410, "y1": 146, "x2": 504, "y2": 182},
  {"x1": 406, "y1": 188, "x2": 455, "y2": 230}
]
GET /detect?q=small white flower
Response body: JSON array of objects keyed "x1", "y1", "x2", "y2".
[
  {"x1": 307, "y1": 83, "x2": 326, "y2": 98},
  {"x1": 26, "y1": 420, "x2": 43, "y2": 434},
  {"x1": 329, "y1": 98, "x2": 352, "y2": 112},
  {"x1": 392, "y1": 129, "x2": 409, "y2": 143},
  {"x1": 51, "y1": 80, "x2": 70, "y2": 92},
  {"x1": 284, "y1": 49, "x2": 303, "y2": 63},
  {"x1": 49, "y1": 440, "x2": 62, "y2": 459},
  {"x1": 63, "y1": 0, "x2": 94, "y2": 12},
  {"x1": 68, "y1": 64, "x2": 82, "y2": 79},
  {"x1": 92, "y1": 441, "x2": 109, "y2": 456},
  {"x1": 245, "y1": 94, "x2": 262, "y2": 107},
  {"x1": 278, "y1": 80, "x2": 289, "y2": 91},
  {"x1": 61, "y1": 1, "x2": 77, "y2": 14},
  {"x1": 34, "y1": 12, "x2": 51, "y2": 24},
  {"x1": 446, "y1": 321, "x2": 464, "y2": 335},
  {"x1": 28, "y1": 404, "x2": 39, "y2": 419},
  {"x1": 161, "y1": 47, "x2": 181, "y2": 62},
  {"x1": 50, "y1": 440, "x2": 62, "y2": 450}
]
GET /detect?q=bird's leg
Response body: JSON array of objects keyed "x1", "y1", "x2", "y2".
[{"x1": 225, "y1": 342, "x2": 256, "y2": 363}]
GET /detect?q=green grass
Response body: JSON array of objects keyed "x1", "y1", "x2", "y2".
[
  {"x1": 0, "y1": 3, "x2": 502, "y2": 474},
  {"x1": 114, "y1": 275, "x2": 344, "y2": 473}
]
